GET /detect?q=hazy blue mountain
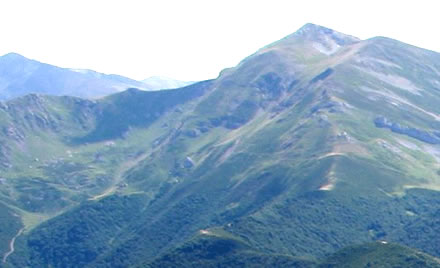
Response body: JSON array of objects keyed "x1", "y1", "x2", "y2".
[
  {"x1": 0, "y1": 53, "x2": 149, "y2": 100},
  {"x1": 2, "y1": 23, "x2": 440, "y2": 267},
  {"x1": 142, "y1": 76, "x2": 195, "y2": 90}
]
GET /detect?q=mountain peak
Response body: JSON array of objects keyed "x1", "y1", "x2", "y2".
[
  {"x1": 0, "y1": 52, "x2": 29, "y2": 63},
  {"x1": 295, "y1": 23, "x2": 334, "y2": 35},
  {"x1": 1, "y1": 52, "x2": 25, "y2": 58},
  {"x1": 0, "y1": 53, "x2": 151, "y2": 100},
  {"x1": 271, "y1": 23, "x2": 360, "y2": 55},
  {"x1": 254, "y1": 23, "x2": 361, "y2": 59},
  {"x1": 295, "y1": 23, "x2": 360, "y2": 43}
]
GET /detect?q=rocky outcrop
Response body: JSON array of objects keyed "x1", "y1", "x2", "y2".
[
  {"x1": 183, "y1": 157, "x2": 195, "y2": 168},
  {"x1": 255, "y1": 72, "x2": 285, "y2": 99},
  {"x1": 311, "y1": 68, "x2": 334, "y2": 83},
  {"x1": 310, "y1": 89, "x2": 351, "y2": 115},
  {"x1": 209, "y1": 100, "x2": 259, "y2": 130},
  {"x1": 374, "y1": 116, "x2": 440, "y2": 144}
]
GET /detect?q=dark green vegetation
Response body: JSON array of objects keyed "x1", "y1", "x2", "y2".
[
  {"x1": 145, "y1": 233, "x2": 440, "y2": 267},
  {"x1": 145, "y1": 230, "x2": 318, "y2": 268},
  {"x1": 146, "y1": 238, "x2": 440, "y2": 268},
  {"x1": 2, "y1": 23, "x2": 440, "y2": 267},
  {"x1": 320, "y1": 242, "x2": 440, "y2": 268}
]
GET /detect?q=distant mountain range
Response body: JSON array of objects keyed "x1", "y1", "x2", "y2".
[
  {"x1": 142, "y1": 76, "x2": 195, "y2": 90},
  {"x1": 3, "y1": 23, "x2": 440, "y2": 267},
  {"x1": 0, "y1": 53, "x2": 193, "y2": 100}
]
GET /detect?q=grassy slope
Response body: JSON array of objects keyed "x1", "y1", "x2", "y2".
[
  {"x1": 0, "y1": 81, "x2": 214, "y2": 266},
  {"x1": 4, "y1": 25, "x2": 440, "y2": 267}
]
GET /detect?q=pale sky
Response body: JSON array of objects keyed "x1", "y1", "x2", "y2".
[{"x1": 0, "y1": 0, "x2": 439, "y2": 81}]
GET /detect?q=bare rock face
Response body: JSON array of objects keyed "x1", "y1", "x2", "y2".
[
  {"x1": 3, "y1": 125, "x2": 25, "y2": 142},
  {"x1": 374, "y1": 116, "x2": 440, "y2": 144},
  {"x1": 294, "y1": 23, "x2": 360, "y2": 55},
  {"x1": 183, "y1": 157, "x2": 195, "y2": 168}
]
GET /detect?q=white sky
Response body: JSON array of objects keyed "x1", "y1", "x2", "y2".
[{"x1": 0, "y1": 0, "x2": 439, "y2": 81}]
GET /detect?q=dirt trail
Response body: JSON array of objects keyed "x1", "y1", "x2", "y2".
[
  {"x1": 88, "y1": 156, "x2": 144, "y2": 201},
  {"x1": 89, "y1": 123, "x2": 184, "y2": 201},
  {"x1": 2, "y1": 228, "x2": 24, "y2": 264}
]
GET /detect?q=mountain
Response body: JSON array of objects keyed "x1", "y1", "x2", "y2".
[
  {"x1": 0, "y1": 53, "x2": 149, "y2": 100},
  {"x1": 3, "y1": 23, "x2": 440, "y2": 267},
  {"x1": 142, "y1": 76, "x2": 195, "y2": 90}
]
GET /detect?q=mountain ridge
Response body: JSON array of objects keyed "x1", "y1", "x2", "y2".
[
  {"x1": 0, "y1": 52, "x2": 151, "y2": 100},
  {"x1": 142, "y1": 76, "x2": 195, "y2": 90},
  {"x1": 0, "y1": 53, "x2": 195, "y2": 100},
  {"x1": 3, "y1": 23, "x2": 440, "y2": 267}
]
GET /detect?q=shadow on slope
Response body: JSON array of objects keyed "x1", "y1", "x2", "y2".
[{"x1": 72, "y1": 80, "x2": 213, "y2": 143}]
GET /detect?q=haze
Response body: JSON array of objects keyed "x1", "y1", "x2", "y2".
[{"x1": 1, "y1": 0, "x2": 439, "y2": 81}]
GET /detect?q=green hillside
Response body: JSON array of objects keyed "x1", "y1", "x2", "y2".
[
  {"x1": 320, "y1": 242, "x2": 440, "y2": 268},
  {"x1": 146, "y1": 235, "x2": 440, "y2": 268},
  {"x1": 2, "y1": 23, "x2": 440, "y2": 267},
  {"x1": 144, "y1": 229, "x2": 317, "y2": 268}
]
